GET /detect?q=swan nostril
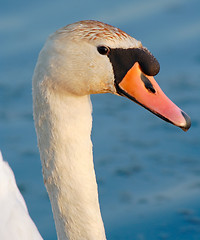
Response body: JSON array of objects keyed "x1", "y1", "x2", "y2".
[{"x1": 140, "y1": 73, "x2": 156, "y2": 93}]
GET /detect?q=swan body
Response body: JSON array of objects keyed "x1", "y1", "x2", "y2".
[
  {"x1": 0, "y1": 152, "x2": 43, "y2": 240},
  {"x1": 0, "y1": 20, "x2": 191, "y2": 240}
]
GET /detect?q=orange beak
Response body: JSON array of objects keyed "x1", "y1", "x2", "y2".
[{"x1": 117, "y1": 62, "x2": 191, "y2": 131}]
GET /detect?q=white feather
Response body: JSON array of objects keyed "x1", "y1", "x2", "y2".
[{"x1": 0, "y1": 152, "x2": 43, "y2": 240}]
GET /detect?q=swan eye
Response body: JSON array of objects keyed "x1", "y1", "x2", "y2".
[{"x1": 97, "y1": 46, "x2": 110, "y2": 55}]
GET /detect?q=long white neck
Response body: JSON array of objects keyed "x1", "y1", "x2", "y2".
[{"x1": 33, "y1": 77, "x2": 106, "y2": 239}]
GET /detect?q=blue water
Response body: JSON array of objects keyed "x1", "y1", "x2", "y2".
[{"x1": 0, "y1": 0, "x2": 200, "y2": 239}]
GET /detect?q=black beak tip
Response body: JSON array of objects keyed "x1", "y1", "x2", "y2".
[{"x1": 180, "y1": 111, "x2": 191, "y2": 132}]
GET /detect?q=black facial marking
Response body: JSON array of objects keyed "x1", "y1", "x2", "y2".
[
  {"x1": 107, "y1": 47, "x2": 160, "y2": 85},
  {"x1": 136, "y1": 48, "x2": 160, "y2": 76},
  {"x1": 140, "y1": 73, "x2": 156, "y2": 93}
]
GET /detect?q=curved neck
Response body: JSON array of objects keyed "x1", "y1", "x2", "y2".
[{"x1": 33, "y1": 84, "x2": 106, "y2": 240}]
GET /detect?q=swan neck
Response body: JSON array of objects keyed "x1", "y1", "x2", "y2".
[{"x1": 33, "y1": 85, "x2": 106, "y2": 240}]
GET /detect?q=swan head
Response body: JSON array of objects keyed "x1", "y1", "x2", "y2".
[{"x1": 35, "y1": 20, "x2": 191, "y2": 131}]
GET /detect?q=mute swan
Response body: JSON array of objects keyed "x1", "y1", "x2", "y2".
[
  {"x1": 32, "y1": 20, "x2": 190, "y2": 240},
  {"x1": 1, "y1": 20, "x2": 191, "y2": 240}
]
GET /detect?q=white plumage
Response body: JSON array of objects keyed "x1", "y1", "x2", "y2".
[{"x1": 0, "y1": 152, "x2": 43, "y2": 240}]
